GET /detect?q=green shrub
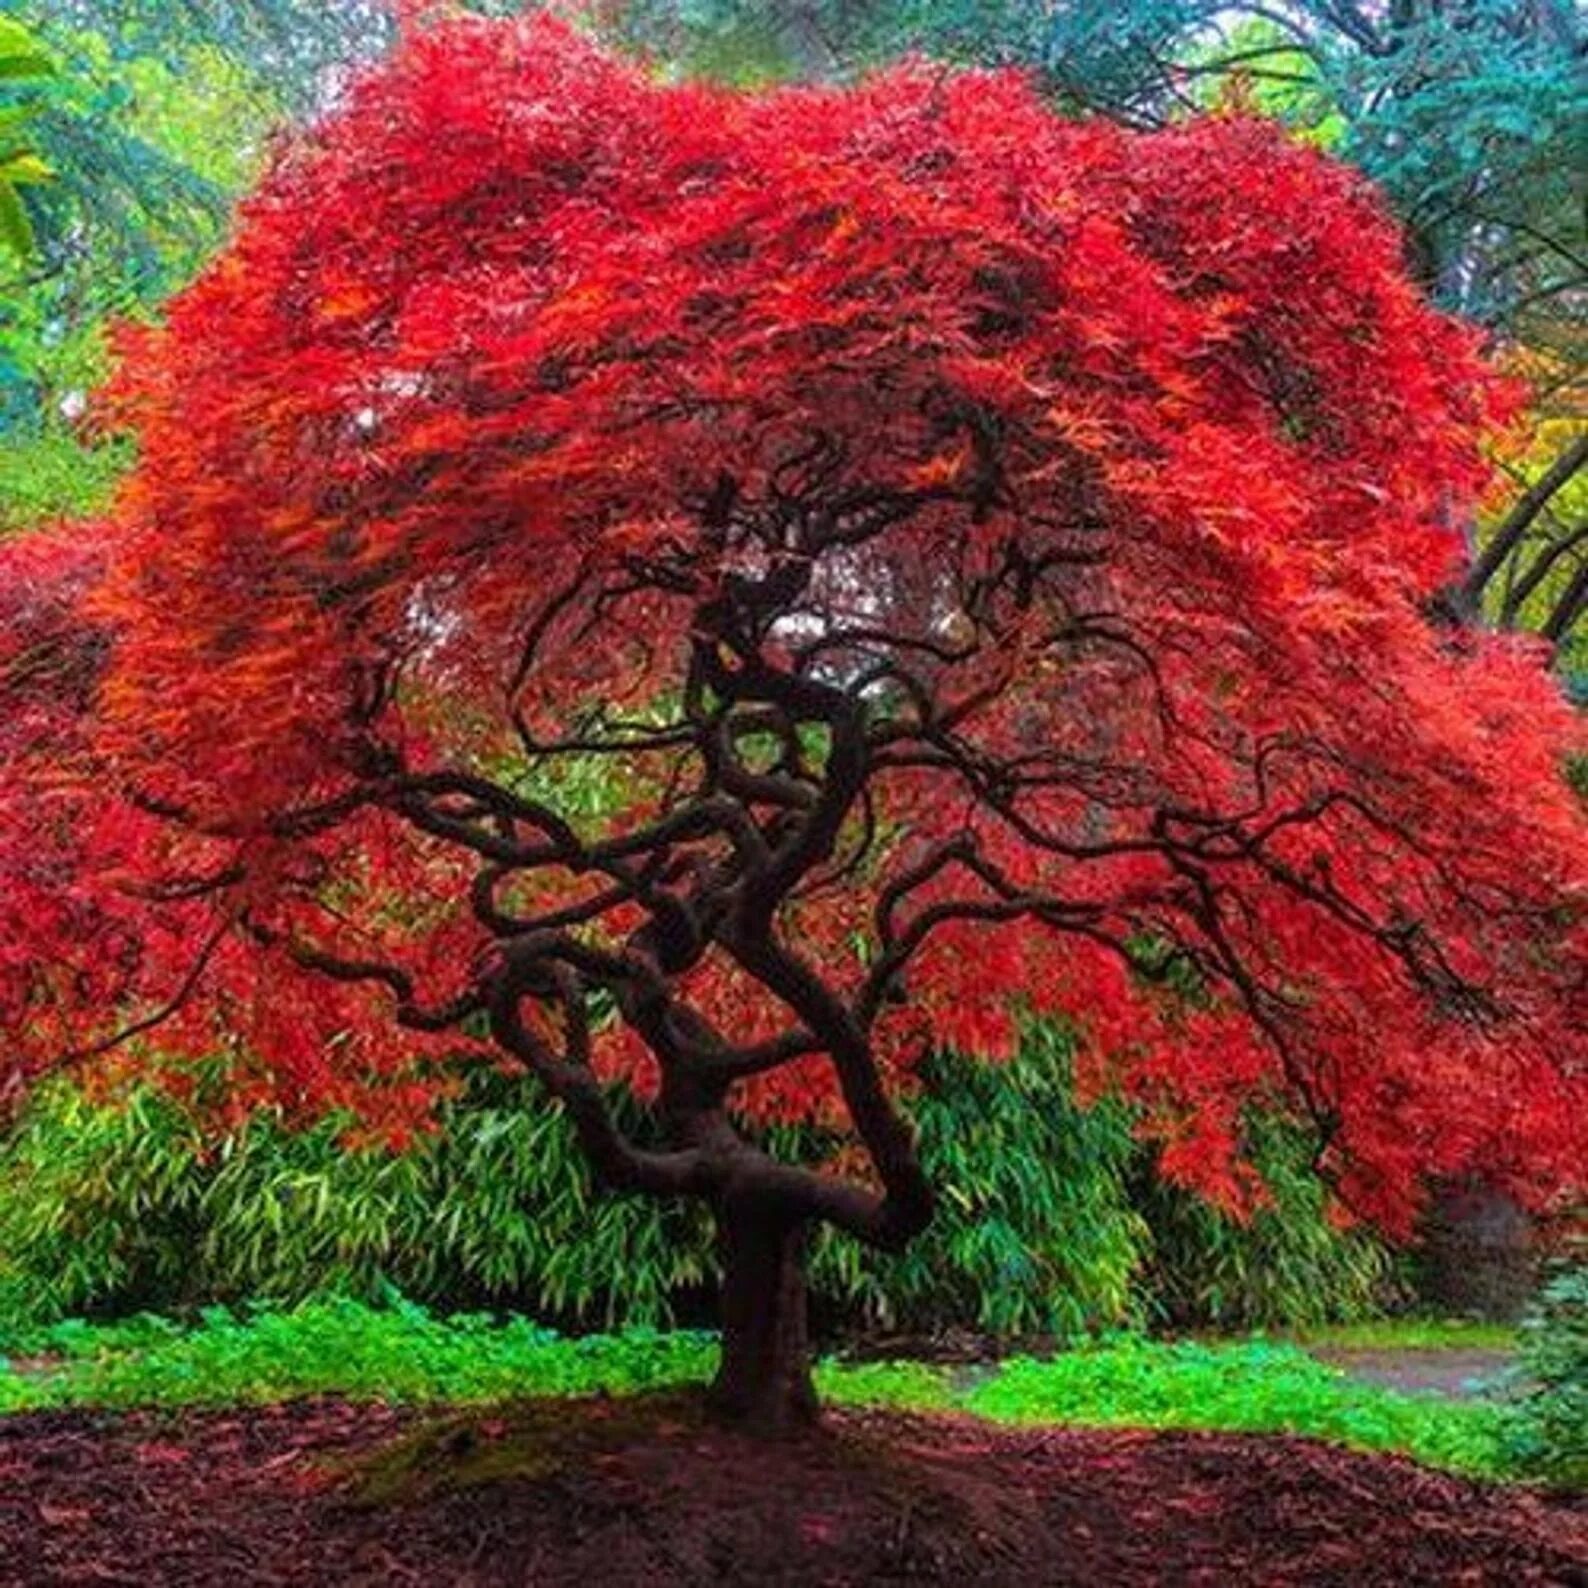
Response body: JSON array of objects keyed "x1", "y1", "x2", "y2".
[
  {"x1": 0, "y1": 1081, "x2": 210, "y2": 1326},
  {"x1": 1500, "y1": 1263, "x2": 1588, "y2": 1488},
  {"x1": 1131, "y1": 1110, "x2": 1400, "y2": 1330},
  {"x1": 0, "y1": 1025, "x2": 1393, "y2": 1343},
  {"x1": 808, "y1": 1024, "x2": 1394, "y2": 1338},
  {"x1": 0, "y1": 1064, "x2": 711, "y2": 1336},
  {"x1": 0, "y1": 428, "x2": 132, "y2": 530},
  {"x1": 804, "y1": 1023, "x2": 1148, "y2": 1338}
]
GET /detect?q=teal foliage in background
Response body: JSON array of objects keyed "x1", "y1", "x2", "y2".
[
  {"x1": 612, "y1": 0, "x2": 1584, "y2": 323},
  {"x1": 0, "y1": 7, "x2": 280, "y2": 524}
]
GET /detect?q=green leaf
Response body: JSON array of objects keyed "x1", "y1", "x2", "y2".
[
  {"x1": 0, "y1": 104, "x2": 40, "y2": 139},
  {"x1": 0, "y1": 151, "x2": 52, "y2": 186},
  {"x1": 0, "y1": 181, "x2": 34, "y2": 256},
  {"x1": 0, "y1": 18, "x2": 55, "y2": 80}
]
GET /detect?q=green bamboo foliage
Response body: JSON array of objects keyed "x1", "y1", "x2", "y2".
[{"x1": 0, "y1": 1025, "x2": 1393, "y2": 1341}]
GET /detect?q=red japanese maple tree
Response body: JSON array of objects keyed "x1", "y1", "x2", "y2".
[{"x1": 2, "y1": 16, "x2": 1584, "y2": 1427}]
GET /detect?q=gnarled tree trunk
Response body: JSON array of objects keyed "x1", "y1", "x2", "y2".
[{"x1": 709, "y1": 1196, "x2": 819, "y2": 1433}]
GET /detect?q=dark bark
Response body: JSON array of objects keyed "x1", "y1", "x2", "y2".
[
  {"x1": 709, "y1": 1196, "x2": 819, "y2": 1434},
  {"x1": 1500, "y1": 520, "x2": 1588, "y2": 626},
  {"x1": 1541, "y1": 550, "x2": 1588, "y2": 644},
  {"x1": 1458, "y1": 432, "x2": 1588, "y2": 617}
]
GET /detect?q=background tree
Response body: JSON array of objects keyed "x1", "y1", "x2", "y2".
[
  {"x1": 612, "y1": 0, "x2": 1588, "y2": 661},
  {"x1": 0, "y1": 5, "x2": 288, "y2": 525},
  {"x1": 10, "y1": 0, "x2": 391, "y2": 107},
  {"x1": 2, "y1": 15, "x2": 1584, "y2": 1430}
]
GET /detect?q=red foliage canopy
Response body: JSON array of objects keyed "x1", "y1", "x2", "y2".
[{"x1": 2, "y1": 16, "x2": 1583, "y2": 1239}]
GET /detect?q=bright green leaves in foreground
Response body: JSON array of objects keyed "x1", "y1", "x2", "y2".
[
  {"x1": 0, "y1": 1299, "x2": 1523, "y2": 1484},
  {"x1": 960, "y1": 1341, "x2": 1504, "y2": 1479},
  {"x1": 0, "y1": 1301, "x2": 718, "y2": 1414}
]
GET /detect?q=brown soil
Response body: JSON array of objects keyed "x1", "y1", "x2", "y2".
[{"x1": 0, "y1": 1394, "x2": 1583, "y2": 1587}]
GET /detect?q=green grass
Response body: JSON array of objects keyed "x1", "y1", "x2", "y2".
[
  {"x1": 0, "y1": 1300, "x2": 1526, "y2": 1484},
  {"x1": 1284, "y1": 1319, "x2": 1518, "y2": 1352},
  {"x1": 959, "y1": 1339, "x2": 1507, "y2": 1478}
]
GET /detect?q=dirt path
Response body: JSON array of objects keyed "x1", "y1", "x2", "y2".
[
  {"x1": 1310, "y1": 1347, "x2": 1517, "y2": 1399},
  {"x1": 0, "y1": 1396, "x2": 1582, "y2": 1586}
]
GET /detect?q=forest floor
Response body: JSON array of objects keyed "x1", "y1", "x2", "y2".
[{"x1": 1, "y1": 1393, "x2": 1583, "y2": 1588}]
